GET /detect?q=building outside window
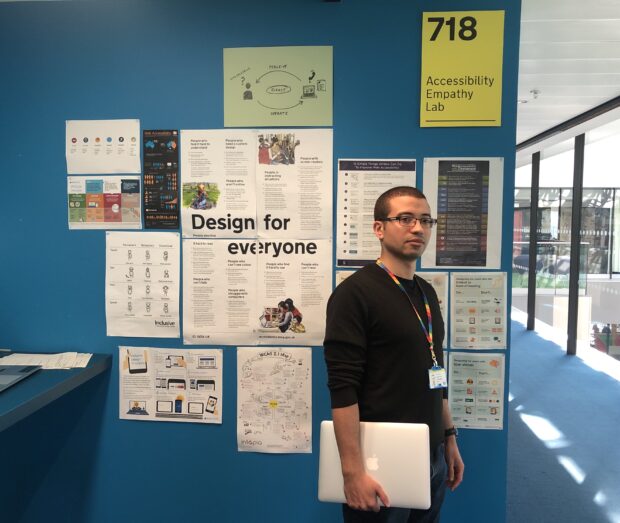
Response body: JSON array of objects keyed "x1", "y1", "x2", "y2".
[{"x1": 513, "y1": 118, "x2": 620, "y2": 359}]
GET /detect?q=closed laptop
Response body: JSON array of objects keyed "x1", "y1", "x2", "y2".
[{"x1": 318, "y1": 420, "x2": 431, "y2": 510}]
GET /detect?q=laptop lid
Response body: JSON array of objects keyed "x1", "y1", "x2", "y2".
[
  {"x1": 318, "y1": 420, "x2": 431, "y2": 510},
  {"x1": 0, "y1": 365, "x2": 41, "y2": 393}
]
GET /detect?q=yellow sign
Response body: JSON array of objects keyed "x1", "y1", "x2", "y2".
[{"x1": 420, "y1": 11, "x2": 504, "y2": 127}]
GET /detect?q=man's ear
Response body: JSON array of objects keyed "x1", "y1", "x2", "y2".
[{"x1": 373, "y1": 220, "x2": 384, "y2": 240}]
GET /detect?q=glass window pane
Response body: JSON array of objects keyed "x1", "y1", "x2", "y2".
[{"x1": 581, "y1": 118, "x2": 620, "y2": 360}]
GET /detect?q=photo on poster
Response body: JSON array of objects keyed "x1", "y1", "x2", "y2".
[{"x1": 421, "y1": 157, "x2": 503, "y2": 269}]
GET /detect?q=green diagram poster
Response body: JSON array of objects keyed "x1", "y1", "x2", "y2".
[{"x1": 224, "y1": 46, "x2": 333, "y2": 127}]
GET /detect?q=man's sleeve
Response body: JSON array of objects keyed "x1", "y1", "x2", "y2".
[{"x1": 323, "y1": 281, "x2": 368, "y2": 409}]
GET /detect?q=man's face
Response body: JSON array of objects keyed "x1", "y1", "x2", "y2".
[{"x1": 373, "y1": 195, "x2": 433, "y2": 262}]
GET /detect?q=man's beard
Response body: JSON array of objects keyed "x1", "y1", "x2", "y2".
[{"x1": 383, "y1": 239, "x2": 424, "y2": 262}]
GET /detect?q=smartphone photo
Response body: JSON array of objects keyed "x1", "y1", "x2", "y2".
[
  {"x1": 127, "y1": 349, "x2": 148, "y2": 374},
  {"x1": 205, "y1": 396, "x2": 218, "y2": 414}
]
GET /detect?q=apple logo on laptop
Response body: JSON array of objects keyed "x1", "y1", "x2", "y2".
[{"x1": 366, "y1": 454, "x2": 380, "y2": 471}]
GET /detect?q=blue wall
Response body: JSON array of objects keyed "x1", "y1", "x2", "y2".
[{"x1": 0, "y1": 1, "x2": 520, "y2": 522}]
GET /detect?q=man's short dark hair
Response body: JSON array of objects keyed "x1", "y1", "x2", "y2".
[{"x1": 374, "y1": 186, "x2": 427, "y2": 220}]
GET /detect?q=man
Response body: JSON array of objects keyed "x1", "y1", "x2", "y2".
[{"x1": 324, "y1": 186, "x2": 464, "y2": 522}]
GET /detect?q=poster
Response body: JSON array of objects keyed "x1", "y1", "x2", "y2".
[
  {"x1": 450, "y1": 272, "x2": 507, "y2": 349},
  {"x1": 448, "y1": 352, "x2": 504, "y2": 429},
  {"x1": 67, "y1": 176, "x2": 141, "y2": 229},
  {"x1": 143, "y1": 130, "x2": 179, "y2": 229},
  {"x1": 335, "y1": 270, "x2": 356, "y2": 287},
  {"x1": 420, "y1": 11, "x2": 504, "y2": 127},
  {"x1": 119, "y1": 346, "x2": 222, "y2": 424},
  {"x1": 106, "y1": 232, "x2": 180, "y2": 338},
  {"x1": 421, "y1": 157, "x2": 503, "y2": 269},
  {"x1": 66, "y1": 119, "x2": 141, "y2": 174},
  {"x1": 180, "y1": 129, "x2": 332, "y2": 240},
  {"x1": 224, "y1": 46, "x2": 332, "y2": 127},
  {"x1": 416, "y1": 272, "x2": 448, "y2": 348},
  {"x1": 336, "y1": 159, "x2": 416, "y2": 267},
  {"x1": 237, "y1": 347, "x2": 311, "y2": 453},
  {"x1": 183, "y1": 238, "x2": 332, "y2": 346}
]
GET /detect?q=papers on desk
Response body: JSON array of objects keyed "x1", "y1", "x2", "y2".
[{"x1": 0, "y1": 352, "x2": 92, "y2": 369}]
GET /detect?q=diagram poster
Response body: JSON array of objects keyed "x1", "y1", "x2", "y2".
[
  {"x1": 450, "y1": 272, "x2": 507, "y2": 349},
  {"x1": 66, "y1": 119, "x2": 141, "y2": 174},
  {"x1": 224, "y1": 46, "x2": 332, "y2": 127},
  {"x1": 416, "y1": 272, "x2": 448, "y2": 348},
  {"x1": 448, "y1": 352, "x2": 505, "y2": 430},
  {"x1": 237, "y1": 347, "x2": 311, "y2": 453},
  {"x1": 336, "y1": 159, "x2": 416, "y2": 267},
  {"x1": 143, "y1": 130, "x2": 179, "y2": 230},
  {"x1": 106, "y1": 232, "x2": 180, "y2": 338},
  {"x1": 421, "y1": 157, "x2": 503, "y2": 269},
  {"x1": 119, "y1": 347, "x2": 222, "y2": 424},
  {"x1": 183, "y1": 238, "x2": 332, "y2": 346}
]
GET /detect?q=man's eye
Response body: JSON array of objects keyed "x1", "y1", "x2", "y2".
[{"x1": 420, "y1": 218, "x2": 432, "y2": 225}]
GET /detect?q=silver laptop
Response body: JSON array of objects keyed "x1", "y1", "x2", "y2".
[
  {"x1": 0, "y1": 365, "x2": 41, "y2": 392},
  {"x1": 318, "y1": 420, "x2": 431, "y2": 510}
]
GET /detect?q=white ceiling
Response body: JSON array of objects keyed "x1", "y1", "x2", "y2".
[{"x1": 517, "y1": 0, "x2": 620, "y2": 145}]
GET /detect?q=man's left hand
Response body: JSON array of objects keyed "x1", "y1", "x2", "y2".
[{"x1": 444, "y1": 437, "x2": 464, "y2": 491}]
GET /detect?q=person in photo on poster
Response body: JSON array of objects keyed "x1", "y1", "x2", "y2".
[{"x1": 324, "y1": 186, "x2": 464, "y2": 522}]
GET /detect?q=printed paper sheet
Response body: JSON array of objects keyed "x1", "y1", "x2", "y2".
[
  {"x1": 237, "y1": 347, "x2": 311, "y2": 453},
  {"x1": 224, "y1": 46, "x2": 332, "y2": 127},
  {"x1": 119, "y1": 346, "x2": 222, "y2": 424},
  {"x1": 180, "y1": 129, "x2": 332, "y2": 240},
  {"x1": 67, "y1": 176, "x2": 141, "y2": 229},
  {"x1": 106, "y1": 232, "x2": 180, "y2": 338},
  {"x1": 183, "y1": 238, "x2": 332, "y2": 345},
  {"x1": 422, "y1": 157, "x2": 503, "y2": 269},
  {"x1": 450, "y1": 272, "x2": 507, "y2": 349},
  {"x1": 336, "y1": 159, "x2": 416, "y2": 267},
  {"x1": 66, "y1": 119, "x2": 141, "y2": 174},
  {"x1": 449, "y1": 352, "x2": 505, "y2": 430}
]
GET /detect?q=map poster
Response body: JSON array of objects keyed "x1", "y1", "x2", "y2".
[{"x1": 237, "y1": 347, "x2": 311, "y2": 453}]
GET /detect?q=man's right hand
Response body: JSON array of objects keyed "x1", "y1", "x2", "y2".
[{"x1": 343, "y1": 471, "x2": 390, "y2": 512}]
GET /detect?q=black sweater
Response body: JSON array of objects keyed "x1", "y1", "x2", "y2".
[{"x1": 324, "y1": 263, "x2": 446, "y2": 450}]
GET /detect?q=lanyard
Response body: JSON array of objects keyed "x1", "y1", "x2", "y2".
[{"x1": 376, "y1": 259, "x2": 439, "y2": 367}]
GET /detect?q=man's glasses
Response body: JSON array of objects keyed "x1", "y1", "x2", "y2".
[{"x1": 379, "y1": 215, "x2": 438, "y2": 228}]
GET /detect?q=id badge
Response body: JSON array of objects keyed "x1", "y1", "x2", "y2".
[{"x1": 428, "y1": 365, "x2": 447, "y2": 389}]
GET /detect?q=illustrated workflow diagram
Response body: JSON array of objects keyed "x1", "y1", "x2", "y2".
[{"x1": 224, "y1": 46, "x2": 333, "y2": 127}]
